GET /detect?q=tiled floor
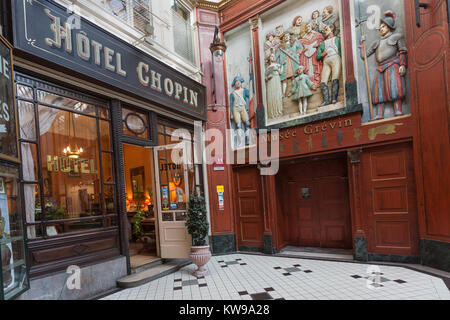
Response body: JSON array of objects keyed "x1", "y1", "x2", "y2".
[{"x1": 102, "y1": 254, "x2": 450, "y2": 300}]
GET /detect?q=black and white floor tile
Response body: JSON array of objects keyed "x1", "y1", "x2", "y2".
[{"x1": 103, "y1": 254, "x2": 450, "y2": 300}]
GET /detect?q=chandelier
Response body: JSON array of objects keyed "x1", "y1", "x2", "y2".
[{"x1": 63, "y1": 112, "x2": 84, "y2": 159}]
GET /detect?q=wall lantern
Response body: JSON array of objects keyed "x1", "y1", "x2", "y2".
[{"x1": 209, "y1": 26, "x2": 227, "y2": 108}]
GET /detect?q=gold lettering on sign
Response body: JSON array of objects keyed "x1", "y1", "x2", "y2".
[
  {"x1": 44, "y1": 9, "x2": 73, "y2": 53},
  {"x1": 80, "y1": 159, "x2": 90, "y2": 174},
  {"x1": 303, "y1": 119, "x2": 353, "y2": 136},
  {"x1": 47, "y1": 155, "x2": 59, "y2": 172},
  {"x1": 46, "y1": 156, "x2": 98, "y2": 174},
  {"x1": 368, "y1": 123, "x2": 403, "y2": 141}
]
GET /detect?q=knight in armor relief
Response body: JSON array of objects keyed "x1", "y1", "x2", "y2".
[{"x1": 362, "y1": 11, "x2": 407, "y2": 120}]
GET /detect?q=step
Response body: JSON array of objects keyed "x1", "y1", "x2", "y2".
[
  {"x1": 117, "y1": 259, "x2": 191, "y2": 289},
  {"x1": 131, "y1": 258, "x2": 164, "y2": 274}
]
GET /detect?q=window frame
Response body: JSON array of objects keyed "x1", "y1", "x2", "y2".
[{"x1": 14, "y1": 73, "x2": 119, "y2": 241}]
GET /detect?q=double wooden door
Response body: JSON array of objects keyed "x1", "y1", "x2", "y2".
[{"x1": 280, "y1": 156, "x2": 352, "y2": 249}]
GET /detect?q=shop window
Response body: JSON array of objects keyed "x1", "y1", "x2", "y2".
[{"x1": 15, "y1": 75, "x2": 118, "y2": 240}]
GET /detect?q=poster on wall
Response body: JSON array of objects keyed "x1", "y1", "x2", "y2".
[
  {"x1": 225, "y1": 25, "x2": 258, "y2": 149},
  {"x1": 352, "y1": 0, "x2": 410, "y2": 123},
  {"x1": 259, "y1": 0, "x2": 345, "y2": 127}
]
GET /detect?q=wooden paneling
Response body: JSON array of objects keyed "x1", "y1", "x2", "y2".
[
  {"x1": 278, "y1": 155, "x2": 352, "y2": 249},
  {"x1": 27, "y1": 229, "x2": 120, "y2": 277},
  {"x1": 406, "y1": 0, "x2": 450, "y2": 241},
  {"x1": 362, "y1": 143, "x2": 419, "y2": 256},
  {"x1": 233, "y1": 166, "x2": 264, "y2": 247},
  {"x1": 219, "y1": 0, "x2": 286, "y2": 32}
]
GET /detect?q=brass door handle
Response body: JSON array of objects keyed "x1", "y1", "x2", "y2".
[{"x1": 415, "y1": 0, "x2": 429, "y2": 27}]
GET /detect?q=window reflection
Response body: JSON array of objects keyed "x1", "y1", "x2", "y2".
[{"x1": 17, "y1": 84, "x2": 116, "y2": 239}]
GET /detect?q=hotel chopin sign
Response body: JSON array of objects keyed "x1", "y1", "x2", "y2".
[
  {"x1": 0, "y1": 35, "x2": 18, "y2": 161},
  {"x1": 12, "y1": 0, "x2": 206, "y2": 120}
]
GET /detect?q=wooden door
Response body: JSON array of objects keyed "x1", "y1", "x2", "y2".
[
  {"x1": 154, "y1": 144, "x2": 191, "y2": 259},
  {"x1": 361, "y1": 143, "x2": 419, "y2": 256},
  {"x1": 279, "y1": 156, "x2": 352, "y2": 249},
  {"x1": 407, "y1": 0, "x2": 450, "y2": 240},
  {"x1": 317, "y1": 177, "x2": 352, "y2": 249},
  {"x1": 234, "y1": 167, "x2": 264, "y2": 249}
]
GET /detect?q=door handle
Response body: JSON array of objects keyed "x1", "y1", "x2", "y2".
[{"x1": 415, "y1": 0, "x2": 429, "y2": 27}]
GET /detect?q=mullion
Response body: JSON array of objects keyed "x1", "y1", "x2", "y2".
[
  {"x1": 32, "y1": 85, "x2": 47, "y2": 238},
  {"x1": 96, "y1": 114, "x2": 107, "y2": 226}
]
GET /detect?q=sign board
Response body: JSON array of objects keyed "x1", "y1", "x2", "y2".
[
  {"x1": 216, "y1": 185, "x2": 224, "y2": 211},
  {"x1": 11, "y1": 0, "x2": 207, "y2": 120},
  {"x1": 0, "y1": 35, "x2": 18, "y2": 161}
]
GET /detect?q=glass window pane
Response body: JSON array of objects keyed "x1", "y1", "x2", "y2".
[
  {"x1": 21, "y1": 143, "x2": 38, "y2": 181},
  {"x1": 102, "y1": 153, "x2": 114, "y2": 183},
  {"x1": 104, "y1": 215, "x2": 118, "y2": 228},
  {"x1": 98, "y1": 107, "x2": 110, "y2": 120},
  {"x1": 162, "y1": 212, "x2": 173, "y2": 222},
  {"x1": 172, "y1": 0, "x2": 194, "y2": 63},
  {"x1": 159, "y1": 147, "x2": 187, "y2": 211},
  {"x1": 158, "y1": 132, "x2": 166, "y2": 146},
  {"x1": 16, "y1": 84, "x2": 33, "y2": 99},
  {"x1": 24, "y1": 184, "x2": 41, "y2": 223},
  {"x1": 17, "y1": 101, "x2": 36, "y2": 141},
  {"x1": 105, "y1": 0, "x2": 128, "y2": 21},
  {"x1": 100, "y1": 120, "x2": 111, "y2": 151},
  {"x1": 3, "y1": 263, "x2": 27, "y2": 300},
  {"x1": 38, "y1": 105, "x2": 103, "y2": 221},
  {"x1": 46, "y1": 218, "x2": 104, "y2": 236},
  {"x1": 27, "y1": 224, "x2": 43, "y2": 239},
  {"x1": 104, "y1": 185, "x2": 116, "y2": 215},
  {"x1": 175, "y1": 212, "x2": 187, "y2": 221},
  {"x1": 0, "y1": 163, "x2": 27, "y2": 296},
  {"x1": 37, "y1": 90, "x2": 96, "y2": 116}
]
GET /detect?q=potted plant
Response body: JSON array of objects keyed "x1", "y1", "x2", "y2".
[{"x1": 185, "y1": 193, "x2": 211, "y2": 277}]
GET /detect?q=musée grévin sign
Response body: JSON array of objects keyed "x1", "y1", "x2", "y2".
[
  {"x1": 0, "y1": 36, "x2": 18, "y2": 161},
  {"x1": 11, "y1": 0, "x2": 206, "y2": 120}
]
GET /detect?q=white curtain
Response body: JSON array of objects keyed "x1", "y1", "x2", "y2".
[{"x1": 20, "y1": 101, "x2": 60, "y2": 238}]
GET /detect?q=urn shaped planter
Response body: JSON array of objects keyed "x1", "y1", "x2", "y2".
[
  {"x1": 190, "y1": 245, "x2": 212, "y2": 277},
  {"x1": 185, "y1": 193, "x2": 211, "y2": 277}
]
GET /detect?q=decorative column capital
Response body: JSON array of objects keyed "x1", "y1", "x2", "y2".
[{"x1": 249, "y1": 15, "x2": 260, "y2": 30}]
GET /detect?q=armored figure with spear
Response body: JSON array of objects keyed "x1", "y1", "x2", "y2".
[{"x1": 359, "y1": 10, "x2": 407, "y2": 121}]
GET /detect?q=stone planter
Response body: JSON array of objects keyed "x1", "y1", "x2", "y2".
[{"x1": 189, "y1": 245, "x2": 212, "y2": 277}]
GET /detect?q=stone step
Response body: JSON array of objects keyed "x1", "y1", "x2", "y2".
[
  {"x1": 131, "y1": 258, "x2": 164, "y2": 274},
  {"x1": 117, "y1": 259, "x2": 191, "y2": 289}
]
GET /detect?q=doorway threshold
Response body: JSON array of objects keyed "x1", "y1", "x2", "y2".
[{"x1": 278, "y1": 246, "x2": 354, "y2": 261}]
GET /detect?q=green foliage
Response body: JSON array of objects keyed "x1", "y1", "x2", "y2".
[
  {"x1": 185, "y1": 193, "x2": 209, "y2": 246},
  {"x1": 133, "y1": 209, "x2": 145, "y2": 238}
]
